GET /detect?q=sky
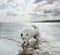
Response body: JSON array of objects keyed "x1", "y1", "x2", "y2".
[{"x1": 0, "y1": 0, "x2": 60, "y2": 23}]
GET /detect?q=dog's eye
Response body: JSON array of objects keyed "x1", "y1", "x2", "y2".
[
  {"x1": 21, "y1": 33, "x2": 23, "y2": 36},
  {"x1": 34, "y1": 36, "x2": 36, "y2": 39},
  {"x1": 26, "y1": 33, "x2": 28, "y2": 36}
]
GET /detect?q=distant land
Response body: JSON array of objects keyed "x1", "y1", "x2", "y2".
[{"x1": 32, "y1": 20, "x2": 60, "y2": 23}]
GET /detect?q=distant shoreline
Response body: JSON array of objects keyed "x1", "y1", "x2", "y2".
[{"x1": 32, "y1": 20, "x2": 60, "y2": 23}]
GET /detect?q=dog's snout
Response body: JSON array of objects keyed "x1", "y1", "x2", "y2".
[{"x1": 21, "y1": 33, "x2": 23, "y2": 36}]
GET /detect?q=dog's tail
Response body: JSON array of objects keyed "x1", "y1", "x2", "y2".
[{"x1": 32, "y1": 25, "x2": 38, "y2": 29}]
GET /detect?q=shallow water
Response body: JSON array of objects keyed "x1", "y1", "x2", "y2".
[{"x1": 0, "y1": 22, "x2": 60, "y2": 55}]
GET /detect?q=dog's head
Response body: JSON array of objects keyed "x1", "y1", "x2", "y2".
[
  {"x1": 20, "y1": 28, "x2": 30, "y2": 41},
  {"x1": 20, "y1": 25, "x2": 39, "y2": 41}
]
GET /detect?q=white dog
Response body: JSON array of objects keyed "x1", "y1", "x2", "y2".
[
  {"x1": 18, "y1": 25, "x2": 40, "y2": 55},
  {"x1": 18, "y1": 25, "x2": 60, "y2": 55},
  {"x1": 20, "y1": 25, "x2": 40, "y2": 43}
]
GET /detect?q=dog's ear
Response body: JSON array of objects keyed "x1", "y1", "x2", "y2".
[{"x1": 32, "y1": 25, "x2": 38, "y2": 29}]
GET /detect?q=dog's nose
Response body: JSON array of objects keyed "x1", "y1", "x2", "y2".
[
  {"x1": 21, "y1": 33, "x2": 23, "y2": 36},
  {"x1": 22, "y1": 38, "x2": 24, "y2": 40}
]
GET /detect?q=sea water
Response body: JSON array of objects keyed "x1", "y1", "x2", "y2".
[{"x1": 0, "y1": 22, "x2": 60, "y2": 55}]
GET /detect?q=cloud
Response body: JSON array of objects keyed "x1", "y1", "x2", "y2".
[
  {"x1": 34, "y1": 0, "x2": 43, "y2": 3},
  {"x1": 44, "y1": 10, "x2": 53, "y2": 13},
  {"x1": 52, "y1": 9, "x2": 60, "y2": 16},
  {"x1": 7, "y1": 12, "x2": 18, "y2": 16},
  {"x1": 29, "y1": 0, "x2": 60, "y2": 21},
  {"x1": 34, "y1": 0, "x2": 59, "y2": 4},
  {"x1": 0, "y1": 0, "x2": 60, "y2": 22},
  {"x1": 0, "y1": 0, "x2": 35, "y2": 23}
]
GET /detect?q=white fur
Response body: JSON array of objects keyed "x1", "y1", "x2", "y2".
[
  {"x1": 20, "y1": 25, "x2": 39, "y2": 41},
  {"x1": 19, "y1": 25, "x2": 40, "y2": 55}
]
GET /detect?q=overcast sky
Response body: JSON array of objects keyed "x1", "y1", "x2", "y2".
[{"x1": 0, "y1": 0, "x2": 60, "y2": 23}]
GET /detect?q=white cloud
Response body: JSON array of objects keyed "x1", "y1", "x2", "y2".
[
  {"x1": 0, "y1": 0, "x2": 34, "y2": 23},
  {"x1": 0, "y1": 0, "x2": 7, "y2": 4},
  {"x1": 0, "y1": 0, "x2": 60, "y2": 22},
  {"x1": 29, "y1": 0, "x2": 60, "y2": 21}
]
